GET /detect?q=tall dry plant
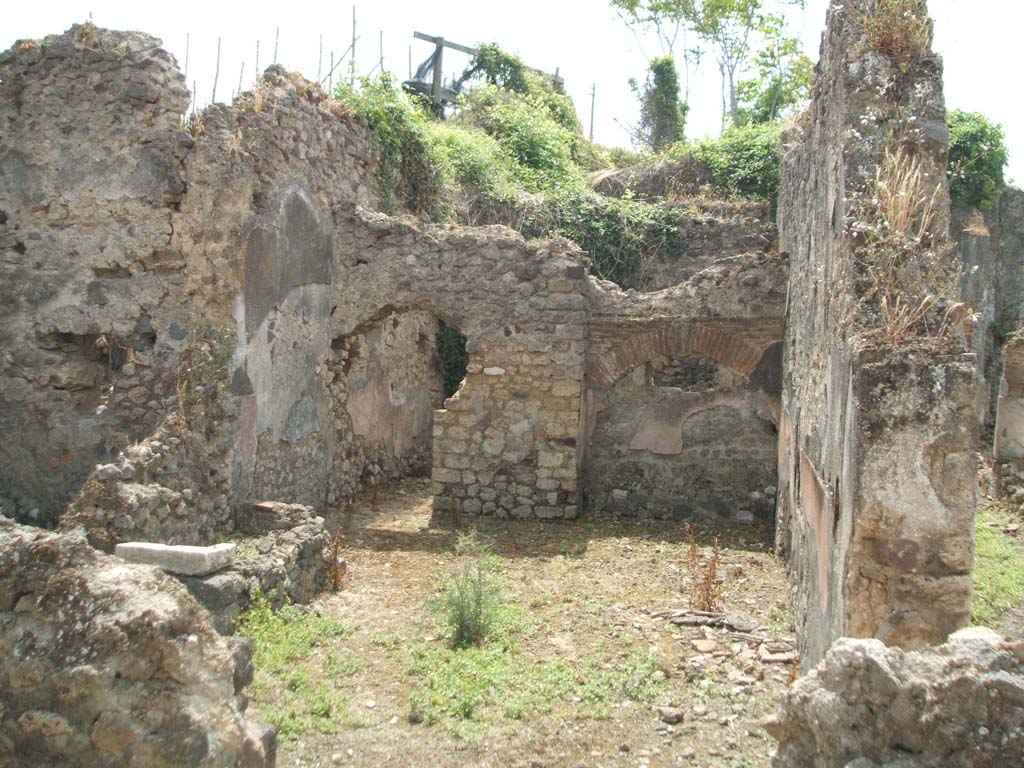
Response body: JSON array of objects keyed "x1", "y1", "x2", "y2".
[
  {"x1": 855, "y1": 146, "x2": 966, "y2": 346},
  {"x1": 856, "y1": 0, "x2": 933, "y2": 69},
  {"x1": 689, "y1": 535, "x2": 722, "y2": 613}
]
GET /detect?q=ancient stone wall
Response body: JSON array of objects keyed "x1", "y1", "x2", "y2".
[
  {"x1": 581, "y1": 253, "x2": 787, "y2": 521},
  {"x1": 327, "y1": 310, "x2": 444, "y2": 508},
  {"x1": 1, "y1": 24, "x2": 790, "y2": 541},
  {"x1": 0, "y1": 519, "x2": 275, "y2": 767},
  {"x1": 777, "y1": 0, "x2": 979, "y2": 666}
]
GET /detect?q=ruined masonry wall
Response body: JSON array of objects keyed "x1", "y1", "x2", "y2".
[
  {"x1": 777, "y1": 0, "x2": 978, "y2": 667},
  {"x1": 0, "y1": 25, "x2": 789, "y2": 542}
]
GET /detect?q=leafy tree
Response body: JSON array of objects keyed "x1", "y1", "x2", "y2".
[
  {"x1": 611, "y1": 0, "x2": 702, "y2": 102},
  {"x1": 947, "y1": 109, "x2": 1008, "y2": 210},
  {"x1": 612, "y1": 0, "x2": 806, "y2": 129},
  {"x1": 736, "y1": 14, "x2": 812, "y2": 125},
  {"x1": 631, "y1": 55, "x2": 688, "y2": 150}
]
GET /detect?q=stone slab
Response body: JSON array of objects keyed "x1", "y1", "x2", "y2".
[{"x1": 115, "y1": 541, "x2": 236, "y2": 575}]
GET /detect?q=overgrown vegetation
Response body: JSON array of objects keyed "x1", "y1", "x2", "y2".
[
  {"x1": 334, "y1": 73, "x2": 448, "y2": 218},
  {"x1": 237, "y1": 589, "x2": 361, "y2": 740},
  {"x1": 856, "y1": 0, "x2": 933, "y2": 70},
  {"x1": 631, "y1": 55, "x2": 687, "y2": 150},
  {"x1": 684, "y1": 121, "x2": 782, "y2": 203},
  {"x1": 852, "y1": 146, "x2": 964, "y2": 346},
  {"x1": 972, "y1": 504, "x2": 1024, "y2": 627},
  {"x1": 948, "y1": 109, "x2": 1009, "y2": 210}
]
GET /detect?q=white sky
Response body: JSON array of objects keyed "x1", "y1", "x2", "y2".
[{"x1": 3, "y1": 0, "x2": 1022, "y2": 183}]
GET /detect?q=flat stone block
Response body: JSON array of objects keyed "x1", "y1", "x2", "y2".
[{"x1": 115, "y1": 541, "x2": 236, "y2": 575}]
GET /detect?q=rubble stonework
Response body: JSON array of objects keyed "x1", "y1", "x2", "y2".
[
  {"x1": 768, "y1": 628, "x2": 1024, "y2": 767},
  {"x1": 0, "y1": 25, "x2": 788, "y2": 534},
  {"x1": 0, "y1": 2, "x2": 998, "y2": 728},
  {"x1": 776, "y1": 0, "x2": 980, "y2": 666},
  {"x1": 0, "y1": 519, "x2": 275, "y2": 767}
]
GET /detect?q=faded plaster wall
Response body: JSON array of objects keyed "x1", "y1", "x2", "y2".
[{"x1": 584, "y1": 353, "x2": 779, "y2": 522}]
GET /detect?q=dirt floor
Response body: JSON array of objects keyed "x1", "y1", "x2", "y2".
[{"x1": 247, "y1": 477, "x2": 796, "y2": 768}]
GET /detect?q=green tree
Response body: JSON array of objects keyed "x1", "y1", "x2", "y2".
[
  {"x1": 631, "y1": 55, "x2": 688, "y2": 150},
  {"x1": 611, "y1": 0, "x2": 805, "y2": 129},
  {"x1": 735, "y1": 14, "x2": 812, "y2": 125},
  {"x1": 611, "y1": 0, "x2": 702, "y2": 102},
  {"x1": 947, "y1": 109, "x2": 1009, "y2": 210}
]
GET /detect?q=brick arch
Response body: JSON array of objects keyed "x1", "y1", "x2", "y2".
[{"x1": 586, "y1": 321, "x2": 779, "y2": 391}]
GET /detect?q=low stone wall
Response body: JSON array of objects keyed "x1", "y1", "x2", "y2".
[
  {"x1": 179, "y1": 501, "x2": 332, "y2": 634},
  {"x1": 768, "y1": 628, "x2": 1024, "y2": 767},
  {"x1": 0, "y1": 519, "x2": 274, "y2": 767}
]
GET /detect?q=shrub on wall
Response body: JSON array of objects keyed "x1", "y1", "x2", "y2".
[
  {"x1": 334, "y1": 74, "x2": 449, "y2": 218},
  {"x1": 687, "y1": 122, "x2": 783, "y2": 204},
  {"x1": 947, "y1": 109, "x2": 1008, "y2": 210}
]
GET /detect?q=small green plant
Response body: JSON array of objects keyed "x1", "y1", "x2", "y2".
[
  {"x1": 452, "y1": 528, "x2": 493, "y2": 559},
  {"x1": 439, "y1": 560, "x2": 506, "y2": 649},
  {"x1": 236, "y1": 588, "x2": 351, "y2": 672},
  {"x1": 972, "y1": 505, "x2": 1024, "y2": 627},
  {"x1": 948, "y1": 109, "x2": 1008, "y2": 210}
]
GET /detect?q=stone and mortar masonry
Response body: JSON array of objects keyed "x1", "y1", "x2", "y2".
[
  {"x1": 776, "y1": 0, "x2": 980, "y2": 667},
  {"x1": 0, "y1": 519, "x2": 275, "y2": 767},
  {"x1": 1, "y1": 25, "x2": 790, "y2": 540}
]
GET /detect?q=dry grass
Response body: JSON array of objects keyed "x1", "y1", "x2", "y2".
[
  {"x1": 854, "y1": 146, "x2": 966, "y2": 346},
  {"x1": 327, "y1": 529, "x2": 345, "y2": 591},
  {"x1": 874, "y1": 146, "x2": 943, "y2": 245},
  {"x1": 857, "y1": 0, "x2": 933, "y2": 69}
]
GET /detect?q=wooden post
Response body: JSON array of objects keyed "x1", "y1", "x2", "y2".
[
  {"x1": 183, "y1": 32, "x2": 190, "y2": 82},
  {"x1": 589, "y1": 82, "x2": 596, "y2": 142},
  {"x1": 273, "y1": 26, "x2": 279, "y2": 65},
  {"x1": 431, "y1": 39, "x2": 444, "y2": 114},
  {"x1": 317, "y1": 34, "x2": 322, "y2": 81},
  {"x1": 211, "y1": 37, "x2": 221, "y2": 104}
]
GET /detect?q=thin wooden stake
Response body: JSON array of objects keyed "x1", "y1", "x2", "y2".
[
  {"x1": 317, "y1": 34, "x2": 323, "y2": 81},
  {"x1": 183, "y1": 32, "x2": 190, "y2": 82},
  {"x1": 378, "y1": 30, "x2": 383, "y2": 73},
  {"x1": 273, "y1": 26, "x2": 279, "y2": 64},
  {"x1": 329, "y1": 51, "x2": 334, "y2": 91},
  {"x1": 255, "y1": 40, "x2": 260, "y2": 73},
  {"x1": 351, "y1": 5, "x2": 357, "y2": 80},
  {"x1": 589, "y1": 82, "x2": 596, "y2": 142},
  {"x1": 211, "y1": 37, "x2": 221, "y2": 104},
  {"x1": 237, "y1": 61, "x2": 245, "y2": 95}
]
